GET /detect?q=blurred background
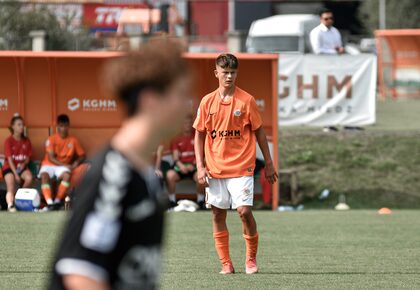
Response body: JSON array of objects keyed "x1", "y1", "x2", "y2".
[{"x1": 0, "y1": 0, "x2": 419, "y2": 52}]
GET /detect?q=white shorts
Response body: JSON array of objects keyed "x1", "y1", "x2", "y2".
[
  {"x1": 207, "y1": 176, "x2": 254, "y2": 209},
  {"x1": 38, "y1": 165, "x2": 71, "y2": 179}
]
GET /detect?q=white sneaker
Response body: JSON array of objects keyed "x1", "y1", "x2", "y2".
[{"x1": 7, "y1": 205, "x2": 17, "y2": 213}]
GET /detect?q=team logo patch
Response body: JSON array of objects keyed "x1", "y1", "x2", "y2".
[
  {"x1": 242, "y1": 188, "x2": 252, "y2": 201},
  {"x1": 234, "y1": 110, "x2": 241, "y2": 117},
  {"x1": 67, "y1": 143, "x2": 73, "y2": 148}
]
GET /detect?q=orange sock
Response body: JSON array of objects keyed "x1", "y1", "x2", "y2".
[
  {"x1": 213, "y1": 231, "x2": 231, "y2": 264},
  {"x1": 243, "y1": 233, "x2": 259, "y2": 258},
  {"x1": 56, "y1": 181, "x2": 70, "y2": 201},
  {"x1": 41, "y1": 184, "x2": 53, "y2": 205}
]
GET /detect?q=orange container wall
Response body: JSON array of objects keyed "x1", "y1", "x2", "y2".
[
  {"x1": 0, "y1": 58, "x2": 20, "y2": 127},
  {"x1": 22, "y1": 58, "x2": 52, "y2": 127},
  {"x1": 55, "y1": 58, "x2": 125, "y2": 128}
]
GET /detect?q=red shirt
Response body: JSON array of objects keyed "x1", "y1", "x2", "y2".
[
  {"x1": 170, "y1": 133, "x2": 196, "y2": 164},
  {"x1": 2, "y1": 136, "x2": 32, "y2": 171}
]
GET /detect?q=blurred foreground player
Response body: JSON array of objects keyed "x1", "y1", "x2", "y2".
[
  {"x1": 48, "y1": 40, "x2": 190, "y2": 290},
  {"x1": 194, "y1": 54, "x2": 277, "y2": 275}
]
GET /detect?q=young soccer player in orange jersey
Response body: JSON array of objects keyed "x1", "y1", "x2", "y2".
[
  {"x1": 39, "y1": 114, "x2": 85, "y2": 209},
  {"x1": 193, "y1": 53, "x2": 278, "y2": 274}
]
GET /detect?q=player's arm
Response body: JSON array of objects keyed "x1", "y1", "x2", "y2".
[
  {"x1": 255, "y1": 127, "x2": 278, "y2": 184},
  {"x1": 154, "y1": 145, "x2": 164, "y2": 177},
  {"x1": 173, "y1": 149, "x2": 189, "y2": 174},
  {"x1": 155, "y1": 145, "x2": 164, "y2": 170},
  {"x1": 6, "y1": 156, "x2": 20, "y2": 180},
  {"x1": 48, "y1": 151, "x2": 70, "y2": 167},
  {"x1": 5, "y1": 140, "x2": 20, "y2": 181},
  {"x1": 71, "y1": 140, "x2": 86, "y2": 169},
  {"x1": 21, "y1": 141, "x2": 32, "y2": 168},
  {"x1": 71, "y1": 155, "x2": 85, "y2": 170},
  {"x1": 194, "y1": 130, "x2": 208, "y2": 185},
  {"x1": 63, "y1": 275, "x2": 111, "y2": 290}
]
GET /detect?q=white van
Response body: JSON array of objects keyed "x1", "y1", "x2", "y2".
[{"x1": 246, "y1": 14, "x2": 319, "y2": 53}]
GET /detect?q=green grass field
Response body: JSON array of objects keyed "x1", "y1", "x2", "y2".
[{"x1": 1, "y1": 211, "x2": 420, "y2": 290}]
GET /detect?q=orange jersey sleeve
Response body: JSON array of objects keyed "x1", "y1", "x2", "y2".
[
  {"x1": 249, "y1": 97, "x2": 263, "y2": 131},
  {"x1": 193, "y1": 94, "x2": 211, "y2": 132},
  {"x1": 41, "y1": 135, "x2": 55, "y2": 166},
  {"x1": 45, "y1": 135, "x2": 55, "y2": 154},
  {"x1": 72, "y1": 137, "x2": 85, "y2": 157}
]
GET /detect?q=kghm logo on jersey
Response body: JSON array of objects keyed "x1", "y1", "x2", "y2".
[
  {"x1": 211, "y1": 129, "x2": 241, "y2": 140},
  {"x1": 67, "y1": 98, "x2": 117, "y2": 112}
]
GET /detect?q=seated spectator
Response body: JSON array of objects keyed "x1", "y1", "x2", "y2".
[
  {"x1": 2, "y1": 114, "x2": 33, "y2": 212},
  {"x1": 310, "y1": 8, "x2": 344, "y2": 55},
  {"x1": 166, "y1": 115, "x2": 205, "y2": 208},
  {"x1": 39, "y1": 114, "x2": 85, "y2": 209}
]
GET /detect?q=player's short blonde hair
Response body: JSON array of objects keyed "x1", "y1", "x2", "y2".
[{"x1": 102, "y1": 39, "x2": 188, "y2": 116}]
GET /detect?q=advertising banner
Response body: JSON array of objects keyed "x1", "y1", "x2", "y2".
[
  {"x1": 279, "y1": 54, "x2": 377, "y2": 126},
  {"x1": 83, "y1": 3, "x2": 147, "y2": 32}
]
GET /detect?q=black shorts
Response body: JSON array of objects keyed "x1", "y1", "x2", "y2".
[
  {"x1": 171, "y1": 164, "x2": 197, "y2": 180},
  {"x1": 2, "y1": 168, "x2": 13, "y2": 177},
  {"x1": 2, "y1": 167, "x2": 27, "y2": 177}
]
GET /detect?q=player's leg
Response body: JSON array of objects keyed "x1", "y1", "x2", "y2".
[
  {"x1": 208, "y1": 178, "x2": 234, "y2": 274},
  {"x1": 165, "y1": 169, "x2": 180, "y2": 206},
  {"x1": 212, "y1": 206, "x2": 234, "y2": 274},
  {"x1": 230, "y1": 176, "x2": 259, "y2": 274},
  {"x1": 237, "y1": 205, "x2": 259, "y2": 274},
  {"x1": 4, "y1": 171, "x2": 16, "y2": 212},
  {"x1": 20, "y1": 168, "x2": 33, "y2": 188},
  {"x1": 237, "y1": 206, "x2": 257, "y2": 236},
  {"x1": 40, "y1": 168, "x2": 54, "y2": 206},
  {"x1": 55, "y1": 169, "x2": 71, "y2": 205}
]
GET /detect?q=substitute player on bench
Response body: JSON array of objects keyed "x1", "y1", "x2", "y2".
[
  {"x1": 166, "y1": 114, "x2": 205, "y2": 208},
  {"x1": 194, "y1": 53, "x2": 277, "y2": 274},
  {"x1": 48, "y1": 40, "x2": 190, "y2": 290},
  {"x1": 39, "y1": 114, "x2": 85, "y2": 209}
]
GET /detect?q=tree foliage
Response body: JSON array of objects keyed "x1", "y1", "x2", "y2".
[
  {"x1": 0, "y1": 2, "x2": 92, "y2": 50},
  {"x1": 360, "y1": 0, "x2": 420, "y2": 34}
]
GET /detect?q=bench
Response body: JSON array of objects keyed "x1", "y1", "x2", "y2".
[{"x1": 278, "y1": 167, "x2": 303, "y2": 205}]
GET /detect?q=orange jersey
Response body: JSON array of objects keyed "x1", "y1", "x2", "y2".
[
  {"x1": 193, "y1": 87, "x2": 262, "y2": 178},
  {"x1": 42, "y1": 134, "x2": 85, "y2": 166}
]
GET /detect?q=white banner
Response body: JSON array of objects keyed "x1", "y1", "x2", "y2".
[{"x1": 278, "y1": 54, "x2": 377, "y2": 126}]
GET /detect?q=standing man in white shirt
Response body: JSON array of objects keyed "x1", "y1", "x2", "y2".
[{"x1": 310, "y1": 8, "x2": 344, "y2": 55}]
